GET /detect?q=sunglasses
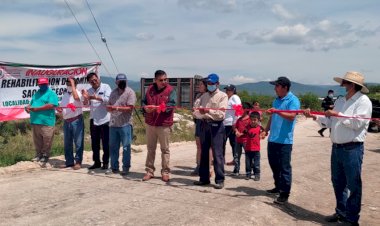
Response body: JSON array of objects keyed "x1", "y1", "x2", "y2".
[{"x1": 341, "y1": 80, "x2": 352, "y2": 85}]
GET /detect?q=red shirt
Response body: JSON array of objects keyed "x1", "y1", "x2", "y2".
[
  {"x1": 235, "y1": 116, "x2": 250, "y2": 144},
  {"x1": 244, "y1": 125, "x2": 264, "y2": 152}
]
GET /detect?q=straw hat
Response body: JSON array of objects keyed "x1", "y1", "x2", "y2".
[{"x1": 333, "y1": 71, "x2": 369, "y2": 93}]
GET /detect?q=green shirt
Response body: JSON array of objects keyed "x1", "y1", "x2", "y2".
[{"x1": 30, "y1": 88, "x2": 59, "y2": 126}]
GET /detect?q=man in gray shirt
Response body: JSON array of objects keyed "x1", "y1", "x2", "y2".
[{"x1": 106, "y1": 73, "x2": 136, "y2": 175}]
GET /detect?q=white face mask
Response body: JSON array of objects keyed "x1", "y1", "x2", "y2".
[
  {"x1": 67, "y1": 87, "x2": 73, "y2": 92},
  {"x1": 328, "y1": 94, "x2": 334, "y2": 98}
]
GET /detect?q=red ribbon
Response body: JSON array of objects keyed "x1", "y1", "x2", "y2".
[
  {"x1": 66, "y1": 103, "x2": 77, "y2": 112},
  {"x1": 232, "y1": 104, "x2": 244, "y2": 117},
  {"x1": 158, "y1": 102, "x2": 167, "y2": 112}
]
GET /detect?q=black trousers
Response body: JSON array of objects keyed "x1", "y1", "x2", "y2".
[
  {"x1": 199, "y1": 121, "x2": 225, "y2": 184},
  {"x1": 223, "y1": 125, "x2": 236, "y2": 159},
  {"x1": 90, "y1": 119, "x2": 110, "y2": 165}
]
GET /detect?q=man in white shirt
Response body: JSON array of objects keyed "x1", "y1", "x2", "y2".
[
  {"x1": 82, "y1": 72, "x2": 112, "y2": 170},
  {"x1": 305, "y1": 72, "x2": 372, "y2": 226},
  {"x1": 223, "y1": 84, "x2": 241, "y2": 167},
  {"x1": 57, "y1": 78, "x2": 84, "y2": 170}
]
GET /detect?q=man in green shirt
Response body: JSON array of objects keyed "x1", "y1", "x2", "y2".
[{"x1": 25, "y1": 77, "x2": 59, "y2": 163}]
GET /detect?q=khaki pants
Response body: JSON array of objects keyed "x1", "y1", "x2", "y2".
[
  {"x1": 145, "y1": 124, "x2": 171, "y2": 175},
  {"x1": 32, "y1": 124, "x2": 55, "y2": 158}
]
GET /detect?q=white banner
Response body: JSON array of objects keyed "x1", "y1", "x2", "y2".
[{"x1": 0, "y1": 61, "x2": 101, "y2": 122}]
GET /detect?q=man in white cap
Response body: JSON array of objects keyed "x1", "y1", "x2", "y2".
[{"x1": 305, "y1": 71, "x2": 372, "y2": 226}]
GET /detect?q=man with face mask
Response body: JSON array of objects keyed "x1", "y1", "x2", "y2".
[
  {"x1": 193, "y1": 73, "x2": 228, "y2": 189},
  {"x1": 106, "y1": 73, "x2": 136, "y2": 175},
  {"x1": 25, "y1": 77, "x2": 59, "y2": 163},
  {"x1": 305, "y1": 72, "x2": 372, "y2": 226},
  {"x1": 57, "y1": 78, "x2": 84, "y2": 170},
  {"x1": 318, "y1": 90, "x2": 335, "y2": 137}
]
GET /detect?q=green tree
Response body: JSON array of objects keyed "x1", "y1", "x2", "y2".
[{"x1": 298, "y1": 92, "x2": 321, "y2": 110}]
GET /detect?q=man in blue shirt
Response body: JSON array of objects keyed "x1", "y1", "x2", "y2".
[{"x1": 264, "y1": 76, "x2": 300, "y2": 204}]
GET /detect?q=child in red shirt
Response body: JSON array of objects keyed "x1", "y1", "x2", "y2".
[
  {"x1": 232, "y1": 102, "x2": 252, "y2": 175},
  {"x1": 244, "y1": 111, "x2": 265, "y2": 181}
]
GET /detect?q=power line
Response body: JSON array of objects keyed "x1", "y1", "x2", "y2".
[
  {"x1": 85, "y1": 0, "x2": 120, "y2": 74},
  {"x1": 63, "y1": 0, "x2": 111, "y2": 75}
]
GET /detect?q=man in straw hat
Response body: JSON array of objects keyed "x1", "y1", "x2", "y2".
[{"x1": 304, "y1": 71, "x2": 372, "y2": 226}]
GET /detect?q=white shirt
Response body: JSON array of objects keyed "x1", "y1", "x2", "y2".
[
  {"x1": 317, "y1": 92, "x2": 372, "y2": 144},
  {"x1": 223, "y1": 94, "x2": 241, "y2": 126},
  {"x1": 87, "y1": 83, "x2": 111, "y2": 125},
  {"x1": 60, "y1": 90, "x2": 84, "y2": 120}
]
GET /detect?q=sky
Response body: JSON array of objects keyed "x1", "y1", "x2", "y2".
[{"x1": 1, "y1": 0, "x2": 379, "y2": 85}]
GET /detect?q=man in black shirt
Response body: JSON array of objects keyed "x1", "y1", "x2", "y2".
[{"x1": 318, "y1": 90, "x2": 335, "y2": 137}]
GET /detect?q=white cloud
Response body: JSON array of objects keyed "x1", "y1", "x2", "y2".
[
  {"x1": 228, "y1": 75, "x2": 256, "y2": 84},
  {"x1": 217, "y1": 30, "x2": 233, "y2": 39},
  {"x1": 178, "y1": 0, "x2": 237, "y2": 13},
  {"x1": 271, "y1": 4, "x2": 295, "y2": 20},
  {"x1": 136, "y1": 33, "x2": 154, "y2": 41},
  {"x1": 269, "y1": 24, "x2": 310, "y2": 44}
]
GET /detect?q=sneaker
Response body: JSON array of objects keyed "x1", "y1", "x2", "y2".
[
  {"x1": 120, "y1": 169, "x2": 129, "y2": 176},
  {"x1": 318, "y1": 129, "x2": 324, "y2": 137},
  {"x1": 190, "y1": 165, "x2": 199, "y2": 176},
  {"x1": 101, "y1": 163, "x2": 109, "y2": 170},
  {"x1": 40, "y1": 156, "x2": 49, "y2": 163},
  {"x1": 324, "y1": 213, "x2": 344, "y2": 223},
  {"x1": 193, "y1": 181, "x2": 210, "y2": 186},
  {"x1": 266, "y1": 188, "x2": 280, "y2": 195},
  {"x1": 253, "y1": 175, "x2": 260, "y2": 181},
  {"x1": 59, "y1": 164, "x2": 74, "y2": 168},
  {"x1": 245, "y1": 175, "x2": 251, "y2": 180},
  {"x1": 214, "y1": 182, "x2": 224, "y2": 189},
  {"x1": 105, "y1": 169, "x2": 120, "y2": 175},
  {"x1": 73, "y1": 163, "x2": 81, "y2": 170},
  {"x1": 88, "y1": 163, "x2": 101, "y2": 170},
  {"x1": 274, "y1": 195, "x2": 288, "y2": 205},
  {"x1": 32, "y1": 156, "x2": 41, "y2": 162},
  {"x1": 142, "y1": 173, "x2": 154, "y2": 181}
]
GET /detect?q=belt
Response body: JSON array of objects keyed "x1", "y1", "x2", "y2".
[
  {"x1": 65, "y1": 114, "x2": 82, "y2": 123},
  {"x1": 201, "y1": 119, "x2": 223, "y2": 123},
  {"x1": 333, "y1": 142, "x2": 363, "y2": 148}
]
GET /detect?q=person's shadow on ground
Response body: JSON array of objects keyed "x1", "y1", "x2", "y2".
[
  {"x1": 264, "y1": 201, "x2": 330, "y2": 225},
  {"x1": 368, "y1": 148, "x2": 380, "y2": 154}
]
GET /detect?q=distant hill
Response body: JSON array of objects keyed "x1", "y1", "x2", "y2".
[
  {"x1": 235, "y1": 81, "x2": 341, "y2": 97},
  {"x1": 100, "y1": 76, "x2": 378, "y2": 97}
]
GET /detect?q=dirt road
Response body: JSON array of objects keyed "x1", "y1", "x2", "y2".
[{"x1": 0, "y1": 118, "x2": 379, "y2": 226}]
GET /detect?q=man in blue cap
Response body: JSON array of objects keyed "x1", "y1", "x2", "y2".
[
  {"x1": 193, "y1": 73, "x2": 228, "y2": 189},
  {"x1": 106, "y1": 73, "x2": 136, "y2": 175}
]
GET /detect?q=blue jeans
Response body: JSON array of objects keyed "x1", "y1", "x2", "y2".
[
  {"x1": 331, "y1": 142, "x2": 363, "y2": 223},
  {"x1": 245, "y1": 151, "x2": 260, "y2": 176},
  {"x1": 109, "y1": 125, "x2": 132, "y2": 171},
  {"x1": 63, "y1": 115, "x2": 84, "y2": 166},
  {"x1": 267, "y1": 142, "x2": 292, "y2": 196},
  {"x1": 233, "y1": 142, "x2": 244, "y2": 173}
]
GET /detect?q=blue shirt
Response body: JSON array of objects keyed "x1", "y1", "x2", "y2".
[{"x1": 268, "y1": 91, "x2": 300, "y2": 144}]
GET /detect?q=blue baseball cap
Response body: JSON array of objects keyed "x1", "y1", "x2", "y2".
[
  {"x1": 116, "y1": 73, "x2": 127, "y2": 81},
  {"x1": 206, "y1": 73, "x2": 219, "y2": 84}
]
